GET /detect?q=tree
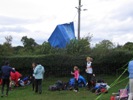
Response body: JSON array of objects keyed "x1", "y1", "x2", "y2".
[
  {"x1": 41, "y1": 42, "x2": 51, "y2": 54},
  {"x1": 123, "y1": 42, "x2": 133, "y2": 51},
  {"x1": 66, "y1": 37, "x2": 91, "y2": 55},
  {"x1": 5, "y1": 35, "x2": 12, "y2": 45},
  {"x1": 21, "y1": 36, "x2": 37, "y2": 53},
  {"x1": 92, "y1": 40, "x2": 115, "y2": 58},
  {"x1": 0, "y1": 35, "x2": 13, "y2": 56},
  {"x1": 95, "y1": 40, "x2": 115, "y2": 49}
]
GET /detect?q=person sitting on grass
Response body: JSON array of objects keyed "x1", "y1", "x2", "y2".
[
  {"x1": 10, "y1": 68, "x2": 22, "y2": 89},
  {"x1": 71, "y1": 66, "x2": 79, "y2": 92}
]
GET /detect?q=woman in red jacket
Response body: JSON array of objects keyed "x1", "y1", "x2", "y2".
[{"x1": 10, "y1": 68, "x2": 22, "y2": 87}]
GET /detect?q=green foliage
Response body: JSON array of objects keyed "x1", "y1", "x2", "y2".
[
  {"x1": 41, "y1": 42, "x2": 52, "y2": 54},
  {"x1": 0, "y1": 36, "x2": 13, "y2": 56},
  {"x1": 66, "y1": 38, "x2": 91, "y2": 55},
  {"x1": 95, "y1": 40, "x2": 115, "y2": 49},
  {"x1": 123, "y1": 42, "x2": 133, "y2": 51},
  {"x1": 1, "y1": 49, "x2": 132, "y2": 77},
  {"x1": 21, "y1": 36, "x2": 38, "y2": 54},
  {"x1": 0, "y1": 35, "x2": 133, "y2": 76}
]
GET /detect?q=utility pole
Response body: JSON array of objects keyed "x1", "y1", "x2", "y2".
[{"x1": 77, "y1": 0, "x2": 81, "y2": 40}]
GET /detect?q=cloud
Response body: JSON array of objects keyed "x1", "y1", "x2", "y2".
[
  {"x1": 109, "y1": 1, "x2": 133, "y2": 21},
  {"x1": 78, "y1": 0, "x2": 133, "y2": 46},
  {"x1": 0, "y1": 0, "x2": 133, "y2": 46},
  {"x1": 112, "y1": 32, "x2": 133, "y2": 45},
  {"x1": 0, "y1": 15, "x2": 42, "y2": 25},
  {"x1": 0, "y1": 26, "x2": 30, "y2": 33},
  {"x1": 0, "y1": 30, "x2": 49, "y2": 46}
]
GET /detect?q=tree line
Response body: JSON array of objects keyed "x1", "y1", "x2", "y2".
[
  {"x1": 0, "y1": 35, "x2": 133, "y2": 56},
  {"x1": 0, "y1": 35, "x2": 133, "y2": 75}
]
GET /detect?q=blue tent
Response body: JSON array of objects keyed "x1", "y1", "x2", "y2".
[
  {"x1": 69, "y1": 75, "x2": 86, "y2": 87},
  {"x1": 48, "y1": 22, "x2": 75, "y2": 48}
]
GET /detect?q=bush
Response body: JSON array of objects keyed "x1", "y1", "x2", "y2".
[{"x1": 0, "y1": 50, "x2": 132, "y2": 77}]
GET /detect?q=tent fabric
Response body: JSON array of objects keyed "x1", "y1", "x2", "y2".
[
  {"x1": 69, "y1": 75, "x2": 86, "y2": 87},
  {"x1": 48, "y1": 22, "x2": 75, "y2": 48}
]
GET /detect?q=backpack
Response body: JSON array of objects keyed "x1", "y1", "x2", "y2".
[{"x1": 49, "y1": 80, "x2": 63, "y2": 91}]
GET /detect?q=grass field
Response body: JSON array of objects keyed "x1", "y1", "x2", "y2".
[{"x1": 0, "y1": 75, "x2": 128, "y2": 100}]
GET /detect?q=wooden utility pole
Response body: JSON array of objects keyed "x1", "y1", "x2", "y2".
[{"x1": 78, "y1": 0, "x2": 81, "y2": 40}]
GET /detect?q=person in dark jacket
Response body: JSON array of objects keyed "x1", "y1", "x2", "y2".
[
  {"x1": 31, "y1": 62, "x2": 36, "y2": 91},
  {"x1": 1, "y1": 61, "x2": 14, "y2": 97}
]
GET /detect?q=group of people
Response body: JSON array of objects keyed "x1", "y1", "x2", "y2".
[
  {"x1": 70, "y1": 57, "x2": 133, "y2": 100},
  {"x1": 0, "y1": 61, "x2": 45, "y2": 97},
  {"x1": 0, "y1": 57, "x2": 133, "y2": 100},
  {"x1": 71, "y1": 57, "x2": 94, "y2": 92}
]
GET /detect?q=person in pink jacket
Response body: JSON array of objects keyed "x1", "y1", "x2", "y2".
[{"x1": 71, "y1": 66, "x2": 79, "y2": 92}]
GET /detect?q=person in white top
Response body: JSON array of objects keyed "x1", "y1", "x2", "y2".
[{"x1": 85, "y1": 57, "x2": 95, "y2": 90}]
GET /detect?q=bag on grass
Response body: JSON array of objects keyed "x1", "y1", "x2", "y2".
[{"x1": 49, "y1": 80, "x2": 63, "y2": 91}]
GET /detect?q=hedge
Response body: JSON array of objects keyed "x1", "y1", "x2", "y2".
[
  {"x1": 0, "y1": 55, "x2": 86, "y2": 77},
  {"x1": 0, "y1": 50, "x2": 132, "y2": 77}
]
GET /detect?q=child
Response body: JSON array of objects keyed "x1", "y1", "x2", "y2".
[
  {"x1": 86, "y1": 57, "x2": 95, "y2": 90},
  {"x1": 71, "y1": 66, "x2": 79, "y2": 92}
]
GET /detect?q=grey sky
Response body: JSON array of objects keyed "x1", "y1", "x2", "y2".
[{"x1": 0, "y1": 0, "x2": 133, "y2": 46}]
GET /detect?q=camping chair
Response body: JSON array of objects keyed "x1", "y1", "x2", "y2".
[{"x1": 119, "y1": 89, "x2": 128, "y2": 100}]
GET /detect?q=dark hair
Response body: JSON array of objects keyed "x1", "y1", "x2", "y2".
[
  {"x1": 37, "y1": 62, "x2": 40, "y2": 65},
  {"x1": 4, "y1": 61, "x2": 9, "y2": 65}
]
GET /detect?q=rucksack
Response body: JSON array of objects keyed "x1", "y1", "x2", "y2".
[{"x1": 49, "y1": 80, "x2": 63, "y2": 91}]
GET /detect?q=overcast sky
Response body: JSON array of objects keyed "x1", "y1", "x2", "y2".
[{"x1": 0, "y1": 0, "x2": 133, "y2": 46}]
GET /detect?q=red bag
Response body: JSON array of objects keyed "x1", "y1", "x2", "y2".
[
  {"x1": 110, "y1": 96, "x2": 115, "y2": 100},
  {"x1": 0, "y1": 79, "x2": 2, "y2": 85}
]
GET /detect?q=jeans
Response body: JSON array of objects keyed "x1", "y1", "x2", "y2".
[
  {"x1": 128, "y1": 79, "x2": 133, "y2": 100},
  {"x1": 74, "y1": 79, "x2": 79, "y2": 91},
  {"x1": 35, "y1": 79, "x2": 42, "y2": 94},
  {"x1": 32, "y1": 77, "x2": 35, "y2": 91},
  {"x1": 1, "y1": 78, "x2": 10, "y2": 95},
  {"x1": 86, "y1": 73, "x2": 92, "y2": 89}
]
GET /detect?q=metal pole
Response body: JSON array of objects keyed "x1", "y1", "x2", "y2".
[{"x1": 78, "y1": 0, "x2": 81, "y2": 40}]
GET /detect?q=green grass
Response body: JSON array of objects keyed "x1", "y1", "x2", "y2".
[{"x1": 0, "y1": 75, "x2": 128, "y2": 100}]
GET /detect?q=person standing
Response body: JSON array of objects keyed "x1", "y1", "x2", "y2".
[
  {"x1": 128, "y1": 60, "x2": 133, "y2": 100},
  {"x1": 85, "y1": 57, "x2": 95, "y2": 90},
  {"x1": 71, "y1": 66, "x2": 79, "y2": 92},
  {"x1": 1, "y1": 61, "x2": 15, "y2": 97},
  {"x1": 34, "y1": 63, "x2": 45, "y2": 94},
  {"x1": 31, "y1": 62, "x2": 36, "y2": 91}
]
